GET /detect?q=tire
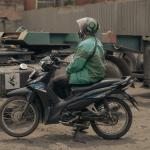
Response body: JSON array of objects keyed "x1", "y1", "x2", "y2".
[
  {"x1": 105, "y1": 60, "x2": 123, "y2": 78},
  {"x1": 0, "y1": 96, "x2": 40, "y2": 137},
  {"x1": 123, "y1": 53, "x2": 137, "y2": 72},
  {"x1": 106, "y1": 55, "x2": 131, "y2": 76},
  {"x1": 91, "y1": 97, "x2": 132, "y2": 139},
  {"x1": 136, "y1": 54, "x2": 143, "y2": 71}
]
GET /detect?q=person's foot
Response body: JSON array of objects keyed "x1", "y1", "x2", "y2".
[
  {"x1": 72, "y1": 123, "x2": 89, "y2": 133},
  {"x1": 78, "y1": 127, "x2": 89, "y2": 133}
]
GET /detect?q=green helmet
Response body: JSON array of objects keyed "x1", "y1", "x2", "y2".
[{"x1": 76, "y1": 17, "x2": 99, "y2": 35}]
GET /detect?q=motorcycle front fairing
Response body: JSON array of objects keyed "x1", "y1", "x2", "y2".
[
  {"x1": 28, "y1": 82, "x2": 57, "y2": 124},
  {"x1": 7, "y1": 87, "x2": 32, "y2": 99}
]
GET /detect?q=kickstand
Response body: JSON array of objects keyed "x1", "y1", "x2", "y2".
[
  {"x1": 72, "y1": 126, "x2": 86, "y2": 143},
  {"x1": 73, "y1": 127, "x2": 80, "y2": 140}
]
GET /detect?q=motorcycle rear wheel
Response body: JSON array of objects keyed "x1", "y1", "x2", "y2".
[
  {"x1": 0, "y1": 96, "x2": 40, "y2": 137},
  {"x1": 91, "y1": 97, "x2": 132, "y2": 139}
]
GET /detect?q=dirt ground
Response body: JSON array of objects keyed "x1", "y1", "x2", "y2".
[{"x1": 0, "y1": 82, "x2": 149, "y2": 150}]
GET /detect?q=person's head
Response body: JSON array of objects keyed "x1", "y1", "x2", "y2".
[{"x1": 76, "y1": 17, "x2": 99, "y2": 39}]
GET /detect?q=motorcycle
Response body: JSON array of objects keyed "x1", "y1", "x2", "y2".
[{"x1": 0, "y1": 55, "x2": 138, "y2": 139}]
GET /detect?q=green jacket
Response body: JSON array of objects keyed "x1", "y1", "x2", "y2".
[{"x1": 66, "y1": 36, "x2": 105, "y2": 85}]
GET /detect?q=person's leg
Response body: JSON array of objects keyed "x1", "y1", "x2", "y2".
[{"x1": 53, "y1": 74, "x2": 69, "y2": 98}]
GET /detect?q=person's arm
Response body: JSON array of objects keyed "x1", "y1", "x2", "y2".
[{"x1": 66, "y1": 44, "x2": 89, "y2": 74}]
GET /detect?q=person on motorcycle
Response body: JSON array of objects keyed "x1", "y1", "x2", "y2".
[
  {"x1": 67, "y1": 17, "x2": 105, "y2": 84},
  {"x1": 53, "y1": 17, "x2": 105, "y2": 97}
]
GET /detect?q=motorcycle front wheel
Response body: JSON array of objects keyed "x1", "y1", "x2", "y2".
[
  {"x1": 0, "y1": 96, "x2": 40, "y2": 137},
  {"x1": 91, "y1": 97, "x2": 132, "y2": 139}
]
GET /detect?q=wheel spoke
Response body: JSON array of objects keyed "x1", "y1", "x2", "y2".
[{"x1": 3, "y1": 117, "x2": 12, "y2": 120}]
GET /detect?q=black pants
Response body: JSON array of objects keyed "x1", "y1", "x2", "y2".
[{"x1": 53, "y1": 74, "x2": 70, "y2": 98}]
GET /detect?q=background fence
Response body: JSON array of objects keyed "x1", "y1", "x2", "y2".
[{"x1": 1, "y1": 0, "x2": 150, "y2": 36}]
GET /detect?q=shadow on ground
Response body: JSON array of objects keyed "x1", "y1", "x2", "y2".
[
  {"x1": 133, "y1": 92, "x2": 150, "y2": 100},
  {"x1": 132, "y1": 92, "x2": 150, "y2": 108},
  {"x1": 0, "y1": 133, "x2": 137, "y2": 149}
]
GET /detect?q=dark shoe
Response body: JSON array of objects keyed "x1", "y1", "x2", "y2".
[{"x1": 72, "y1": 122, "x2": 89, "y2": 133}]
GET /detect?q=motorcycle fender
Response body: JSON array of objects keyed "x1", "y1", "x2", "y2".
[
  {"x1": 112, "y1": 91, "x2": 139, "y2": 111},
  {"x1": 7, "y1": 87, "x2": 32, "y2": 99}
]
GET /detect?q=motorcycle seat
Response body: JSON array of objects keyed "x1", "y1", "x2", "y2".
[{"x1": 71, "y1": 78, "x2": 122, "y2": 93}]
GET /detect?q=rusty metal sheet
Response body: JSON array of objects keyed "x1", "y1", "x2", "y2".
[{"x1": 20, "y1": 0, "x2": 150, "y2": 36}]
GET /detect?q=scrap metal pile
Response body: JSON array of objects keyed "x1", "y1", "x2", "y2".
[
  {"x1": 0, "y1": 30, "x2": 78, "y2": 64},
  {"x1": 0, "y1": 30, "x2": 144, "y2": 80}
]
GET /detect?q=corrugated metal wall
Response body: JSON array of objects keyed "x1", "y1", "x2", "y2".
[{"x1": 20, "y1": 0, "x2": 150, "y2": 35}]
